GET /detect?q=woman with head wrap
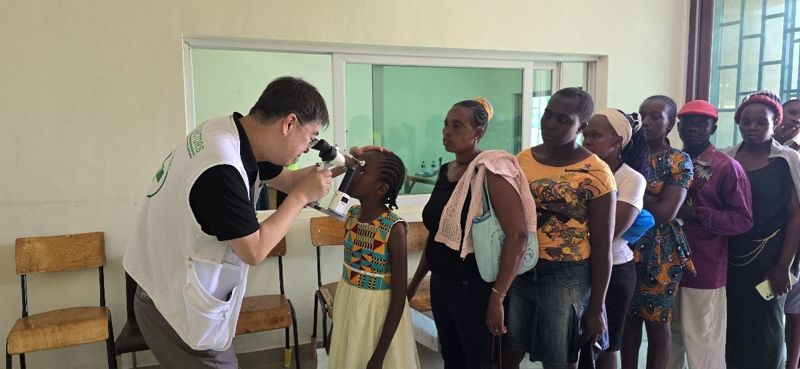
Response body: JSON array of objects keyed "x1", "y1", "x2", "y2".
[
  {"x1": 725, "y1": 90, "x2": 800, "y2": 369},
  {"x1": 582, "y1": 108, "x2": 652, "y2": 369}
]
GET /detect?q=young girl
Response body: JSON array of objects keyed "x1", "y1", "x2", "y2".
[
  {"x1": 582, "y1": 108, "x2": 651, "y2": 369},
  {"x1": 622, "y1": 95, "x2": 694, "y2": 369},
  {"x1": 327, "y1": 150, "x2": 421, "y2": 369},
  {"x1": 506, "y1": 87, "x2": 617, "y2": 369}
]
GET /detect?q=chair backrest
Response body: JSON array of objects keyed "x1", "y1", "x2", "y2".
[
  {"x1": 15, "y1": 231, "x2": 106, "y2": 275},
  {"x1": 267, "y1": 237, "x2": 287, "y2": 258},
  {"x1": 406, "y1": 221, "x2": 428, "y2": 251},
  {"x1": 309, "y1": 216, "x2": 345, "y2": 247}
]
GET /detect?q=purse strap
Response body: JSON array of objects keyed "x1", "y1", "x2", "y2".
[{"x1": 481, "y1": 174, "x2": 495, "y2": 216}]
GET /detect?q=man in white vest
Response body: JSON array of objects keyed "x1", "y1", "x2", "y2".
[{"x1": 124, "y1": 76, "x2": 334, "y2": 368}]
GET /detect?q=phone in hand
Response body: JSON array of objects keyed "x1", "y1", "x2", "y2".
[{"x1": 756, "y1": 274, "x2": 799, "y2": 300}]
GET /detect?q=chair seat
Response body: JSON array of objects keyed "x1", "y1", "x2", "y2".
[
  {"x1": 115, "y1": 321, "x2": 148, "y2": 355},
  {"x1": 320, "y1": 281, "x2": 338, "y2": 318},
  {"x1": 408, "y1": 277, "x2": 431, "y2": 312},
  {"x1": 7, "y1": 306, "x2": 110, "y2": 355},
  {"x1": 236, "y1": 295, "x2": 293, "y2": 335}
]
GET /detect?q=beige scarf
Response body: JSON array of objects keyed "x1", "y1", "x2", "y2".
[{"x1": 434, "y1": 150, "x2": 538, "y2": 258}]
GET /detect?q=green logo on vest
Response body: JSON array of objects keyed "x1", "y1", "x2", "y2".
[
  {"x1": 186, "y1": 126, "x2": 205, "y2": 158},
  {"x1": 147, "y1": 150, "x2": 175, "y2": 198}
]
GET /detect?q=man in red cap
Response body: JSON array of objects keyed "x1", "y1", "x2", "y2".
[{"x1": 666, "y1": 100, "x2": 753, "y2": 369}]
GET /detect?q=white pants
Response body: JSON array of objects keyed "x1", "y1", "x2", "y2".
[{"x1": 666, "y1": 286, "x2": 727, "y2": 369}]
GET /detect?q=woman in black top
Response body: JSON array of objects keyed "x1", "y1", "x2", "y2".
[{"x1": 407, "y1": 99, "x2": 529, "y2": 369}]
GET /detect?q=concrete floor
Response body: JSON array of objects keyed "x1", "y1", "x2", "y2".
[{"x1": 138, "y1": 341, "x2": 651, "y2": 369}]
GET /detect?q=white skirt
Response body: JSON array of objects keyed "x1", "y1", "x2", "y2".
[{"x1": 327, "y1": 280, "x2": 421, "y2": 369}]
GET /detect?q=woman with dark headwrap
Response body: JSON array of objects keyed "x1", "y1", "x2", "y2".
[{"x1": 725, "y1": 90, "x2": 800, "y2": 369}]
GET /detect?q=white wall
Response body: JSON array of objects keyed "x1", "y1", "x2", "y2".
[{"x1": 0, "y1": 1, "x2": 688, "y2": 367}]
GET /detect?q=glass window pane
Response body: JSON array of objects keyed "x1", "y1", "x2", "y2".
[
  {"x1": 762, "y1": 63, "x2": 781, "y2": 92},
  {"x1": 793, "y1": 41, "x2": 800, "y2": 90},
  {"x1": 191, "y1": 49, "x2": 334, "y2": 170},
  {"x1": 345, "y1": 65, "x2": 523, "y2": 194},
  {"x1": 744, "y1": 0, "x2": 764, "y2": 35},
  {"x1": 766, "y1": 0, "x2": 784, "y2": 15},
  {"x1": 764, "y1": 17, "x2": 785, "y2": 61},
  {"x1": 713, "y1": 112, "x2": 737, "y2": 147},
  {"x1": 560, "y1": 62, "x2": 587, "y2": 90},
  {"x1": 532, "y1": 69, "x2": 553, "y2": 147},
  {"x1": 796, "y1": 0, "x2": 800, "y2": 27},
  {"x1": 724, "y1": 0, "x2": 742, "y2": 22},
  {"x1": 741, "y1": 38, "x2": 761, "y2": 91},
  {"x1": 721, "y1": 25, "x2": 741, "y2": 65},
  {"x1": 719, "y1": 69, "x2": 739, "y2": 109}
]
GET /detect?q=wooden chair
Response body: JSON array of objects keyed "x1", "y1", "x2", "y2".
[
  {"x1": 406, "y1": 221, "x2": 432, "y2": 313},
  {"x1": 5, "y1": 232, "x2": 116, "y2": 369},
  {"x1": 308, "y1": 216, "x2": 345, "y2": 355},
  {"x1": 235, "y1": 237, "x2": 301, "y2": 368},
  {"x1": 113, "y1": 273, "x2": 148, "y2": 368}
]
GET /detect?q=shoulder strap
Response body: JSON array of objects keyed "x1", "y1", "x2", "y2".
[{"x1": 482, "y1": 175, "x2": 495, "y2": 215}]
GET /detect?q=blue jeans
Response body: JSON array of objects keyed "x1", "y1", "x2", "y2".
[{"x1": 507, "y1": 259, "x2": 591, "y2": 368}]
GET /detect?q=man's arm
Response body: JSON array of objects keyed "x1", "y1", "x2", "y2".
[{"x1": 229, "y1": 168, "x2": 332, "y2": 265}]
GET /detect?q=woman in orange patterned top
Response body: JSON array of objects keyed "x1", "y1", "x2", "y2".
[
  {"x1": 505, "y1": 87, "x2": 617, "y2": 369},
  {"x1": 620, "y1": 95, "x2": 694, "y2": 369}
]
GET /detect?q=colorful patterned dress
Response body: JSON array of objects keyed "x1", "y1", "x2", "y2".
[
  {"x1": 628, "y1": 147, "x2": 695, "y2": 323},
  {"x1": 327, "y1": 205, "x2": 421, "y2": 369}
]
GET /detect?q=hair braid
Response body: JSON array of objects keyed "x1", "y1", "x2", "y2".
[{"x1": 377, "y1": 152, "x2": 406, "y2": 210}]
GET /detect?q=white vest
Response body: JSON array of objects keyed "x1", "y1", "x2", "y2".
[{"x1": 124, "y1": 115, "x2": 251, "y2": 351}]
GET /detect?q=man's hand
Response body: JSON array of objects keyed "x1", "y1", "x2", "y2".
[
  {"x1": 774, "y1": 121, "x2": 800, "y2": 144},
  {"x1": 292, "y1": 168, "x2": 332, "y2": 203}
]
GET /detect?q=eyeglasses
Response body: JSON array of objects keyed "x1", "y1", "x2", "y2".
[{"x1": 294, "y1": 114, "x2": 318, "y2": 147}]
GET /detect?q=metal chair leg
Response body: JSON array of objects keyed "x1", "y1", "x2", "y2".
[
  {"x1": 291, "y1": 305, "x2": 301, "y2": 369},
  {"x1": 310, "y1": 294, "x2": 319, "y2": 359},
  {"x1": 132, "y1": 352, "x2": 138, "y2": 369},
  {"x1": 19, "y1": 353, "x2": 25, "y2": 369},
  {"x1": 106, "y1": 313, "x2": 117, "y2": 369},
  {"x1": 321, "y1": 297, "x2": 329, "y2": 353},
  {"x1": 5, "y1": 351, "x2": 10, "y2": 369}
]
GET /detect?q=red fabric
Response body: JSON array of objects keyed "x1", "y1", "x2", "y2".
[
  {"x1": 734, "y1": 93, "x2": 783, "y2": 126},
  {"x1": 678, "y1": 100, "x2": 718, "y2": 120}
]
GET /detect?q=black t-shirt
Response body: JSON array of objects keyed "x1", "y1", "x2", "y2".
[
  {"x1": 188, "y1": 112, "x2": 283, "y2": 241},
  {"x1": 422, "y1": 163, "x2": 481, "y2": 279}
]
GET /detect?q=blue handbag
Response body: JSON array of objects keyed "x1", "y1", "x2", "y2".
[
  {"x1": 622, "y1": 208, "x2": 655, "y2": 243},
  {"x1": 472, "y1": 176, "x2": 539, "y2": 282}
]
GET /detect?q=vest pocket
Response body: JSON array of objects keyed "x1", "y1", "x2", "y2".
[{"x1": 182, "y1": 258, "x2": 244, "y2": 350}]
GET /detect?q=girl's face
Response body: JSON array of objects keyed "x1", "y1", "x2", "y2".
[
  {"x1": 540, "y1": 96, "x2": 584, "y2": 146},
  {"x1": 348, "y1": 151, "x2": 387, "y2": 200},
  {"x1": 738, "y1": 103, "x2": 775, "y2": 144},
  {"x1": 442, "y1": 106, "x2": 482, "y2": 153},
  {"x1": 639, "y1": 99, "x2": 674, "y2": 142},
  {"x1": 582, "y1": 115, "x2": 622, "y2": 162}
]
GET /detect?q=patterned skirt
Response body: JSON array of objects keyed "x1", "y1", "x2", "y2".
[{"x1": 628, "y1": 223, "x2": 695, "y2": 323}]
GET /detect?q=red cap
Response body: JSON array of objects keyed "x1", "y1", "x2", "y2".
[{"x1": 678, "y1": 100, "x2": 719, "y2": 121}]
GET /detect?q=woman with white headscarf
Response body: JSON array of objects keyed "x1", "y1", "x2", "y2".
[{"x1": 582, "y1": 108, "x2": 652, "y2": 369}]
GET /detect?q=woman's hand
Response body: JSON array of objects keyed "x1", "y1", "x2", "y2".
[
  {"x1": 766, "y1": 266, "x2": 792, "y2": 296},
  {"x1": 485, "y1": 296, "x2": 506, "y2": 336},
  {"x1": 580, "y1": 308, "x2": 605, "y2": 345},
  {"x1": 350, "y1": 145, "x2": 391, "y2": 157}
]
